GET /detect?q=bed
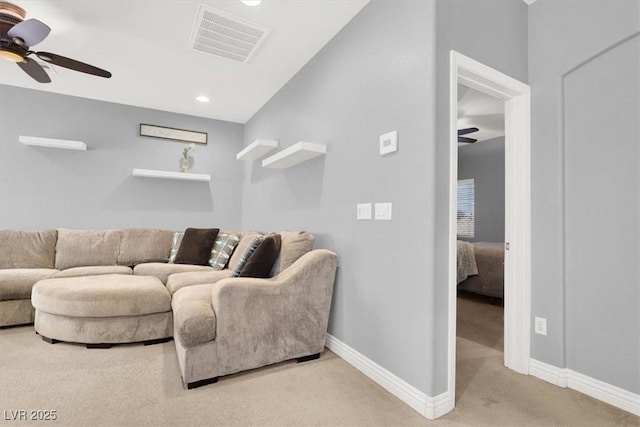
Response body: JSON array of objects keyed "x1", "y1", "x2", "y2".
[{"x1": 457, "y1": 241, "x2": 505, "y2": 299}]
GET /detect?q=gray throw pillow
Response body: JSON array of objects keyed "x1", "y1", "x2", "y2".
[
  {"x1": 209, "y1": 232, "x2": 240, "y2": 270},
  {"x1": 168, "y1": 232, "x2": 184, "y2": 264}
]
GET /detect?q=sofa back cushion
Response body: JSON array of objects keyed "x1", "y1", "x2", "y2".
[
  {"x1": 55, "y1": 229, "x2": 121, "y2": 270},
  {"x1": 275, "y1": 231, "x2": 316, "y2": 274},
  {"x1": 118, "y1": 229, "x2": 174, "y2": 266},
  {"x1": 0, "y1": 230, "x2": 58, "y2": 269}
]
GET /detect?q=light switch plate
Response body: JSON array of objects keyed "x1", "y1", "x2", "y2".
[
  {"x1": 374, "y1": 202, "x2": 392, "y2": 220},
  {"x1": 379, "y1": 131, "x2": 398, "y2": 155},
  {"x1": 356, "y1": 203, "x2": 372, "y2": 220}
]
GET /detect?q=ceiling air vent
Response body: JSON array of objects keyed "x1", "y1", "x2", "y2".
[{"x1": 189, "y1": 5, "x2": 270, "y2": 64}]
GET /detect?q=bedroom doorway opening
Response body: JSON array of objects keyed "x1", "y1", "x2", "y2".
[
  {"x1": 455, "y1": 81, "x2": 507, "y2": 397},
  {"x1": 446, "y1": 51, "x2": 531, "y2": 413}
]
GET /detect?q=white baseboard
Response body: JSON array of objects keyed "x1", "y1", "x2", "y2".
[
  {"x1": 529, "y1": 359, "x2": 568, "y2": 387},
  {"x1": 530, "y1": 359, "x2": 640, "y2": 416},
  {"x1": 323, "y1": 339, "x2": 639, "y2": 418},
  {"x1": 324, "y1": 334, "x2": 453, "y2": 419}
]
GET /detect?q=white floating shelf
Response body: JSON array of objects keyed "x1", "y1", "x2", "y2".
[
  {"x1": 236, "y1": 139, "x2": 278, "y2": 161},
  {"x1": 132, "y1": 168, "x2": 210, "y2": 182},
  {"x1": 262, "y1": 141, "x2": 326, "y2": 169},
  {"x1": 19, "y1": 136, "x2": 87, "y2": 151}
]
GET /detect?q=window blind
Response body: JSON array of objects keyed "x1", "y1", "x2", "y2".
[{"x1": 457, "y1": 178, "x2": 475, "y2": 238}]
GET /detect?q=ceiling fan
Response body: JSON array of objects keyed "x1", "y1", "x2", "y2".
[
  {"x1": 0, "y1": 1, "x2": 111, "y2": 83},
  {"x1": 458, "y1": 127, "x2": 479, "y2": 144}
]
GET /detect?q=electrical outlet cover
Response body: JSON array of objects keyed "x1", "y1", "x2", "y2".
[{"x1": 534, "y1": 317, "x2": 547, "y2": 336}]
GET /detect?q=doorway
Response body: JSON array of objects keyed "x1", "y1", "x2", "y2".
[{"x1": 445, "y1": 51, "x2": 531, "y2": 414}]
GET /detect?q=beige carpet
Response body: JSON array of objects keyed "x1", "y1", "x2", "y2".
[
  {"x1": 454, "y1": 293, "x2": 638, "y2": 426},
  {"x1": 0, "y1": 306, "x2": 637, "y2": 426}
]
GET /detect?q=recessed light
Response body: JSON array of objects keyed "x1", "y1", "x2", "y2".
[
  {"x1": 241, "y1": 0, "x2": 262, "y2": 6},
  {"x1": 196, "y1": 95, "x2": 210, "y2": 103}
]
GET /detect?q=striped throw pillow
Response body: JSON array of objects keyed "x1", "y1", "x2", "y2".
[{"x1": 209, "y1": 232, "x2": 240, "y2": 270}]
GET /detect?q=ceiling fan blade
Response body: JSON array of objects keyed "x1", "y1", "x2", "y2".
[
  {"x1": 16, "y1": 57, "x2": 51, "y2": 83},
  {"x1": 458, "y1": 136, "x2": 477, "y2": 144},
  {"x1": 458, "y1": 127, "x2": 479, "y2": 136},
  {"x1": 35, "y1": 52, "x2": 112, "y2": 78},
  {"x1": 7, "y1": 19, "x2": 51, "y2": 47}
]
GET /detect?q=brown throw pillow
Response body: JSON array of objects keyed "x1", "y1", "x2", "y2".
[
  {"x1": 174, "y1": 228, "x2": 219, "y2": 266},
  {"x1": 231, "y1": 235, "x2": 264, "y2": 277},
  {"x1": 239, "y1": 234, "x2": 282, "y2": 278}
]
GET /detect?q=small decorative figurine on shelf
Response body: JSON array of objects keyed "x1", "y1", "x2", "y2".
[{"x1": 180, "y1": 143, "x2": 195, "y2": 172}]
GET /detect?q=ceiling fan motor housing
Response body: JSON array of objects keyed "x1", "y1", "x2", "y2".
[
  {"x1": 0, "y1": 2, "x2": 26, "y2": 61},
  {"x1": 0, "y1": 1, "x2": 25, "y2": 20}
]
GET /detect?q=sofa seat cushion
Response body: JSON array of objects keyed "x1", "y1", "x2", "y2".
[
  {"x1": 53, "y1": 265, "x2": 133, "y2": 278},
  {"x1": 133, "y1": 263, "x2": 213, "y2": 284},
  {"x1": 0, "y1": 230, "x2": 58, "y2": 269},
  {"x1": 166, "y1": 270, "x2": 233, "y2": 295},
  {"x1": 172, "y1": 284, "x2": 216, "y2": 347},
  {"x1": 0, "y1": 269, "x2": 58, "y2": 300},
  {"x1": 32, "y1": 274, "x2": 170, "y2": 318}
]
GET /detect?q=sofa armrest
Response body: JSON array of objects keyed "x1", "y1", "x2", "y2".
[{"x1": 210, "y1": 249, "x2": 337, "y2": 372}]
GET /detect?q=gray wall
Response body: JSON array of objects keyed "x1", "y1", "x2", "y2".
[
  {"x1": 243, "y1": 0, "x2": 439, "y2": 394},
  {"x1": 0, "y1": 85, "x2": 244, "y2": 231},
  {"x1": 458, "y1": 136, "x2": 505, "y2": 243},
  {"x1": 529, "y1": 1, "x2": 639, "y2": 393},
  {"x1": 434, "y1": 0, "x2": 528, "y2": 393}
]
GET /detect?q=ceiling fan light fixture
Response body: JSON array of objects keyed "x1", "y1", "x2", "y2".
[
  {"x1": 0, "y1": 49, "x2": 23, "y2": 62},
  {"x1": 241, "y1": 0, "x2": 262, "y2": 6}
]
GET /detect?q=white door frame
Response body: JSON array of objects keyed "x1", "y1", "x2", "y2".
[{"x1": 445, "y1": 51, "x2": 531, "y2": 412}]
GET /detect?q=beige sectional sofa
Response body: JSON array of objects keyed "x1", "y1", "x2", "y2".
[{"x1": 0, "y1": 228, "x2": 338, "y2": 388}]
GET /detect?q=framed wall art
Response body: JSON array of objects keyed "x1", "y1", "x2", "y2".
[{"x1": 139, "y1": 124, "x2": 208, "y2": 144}]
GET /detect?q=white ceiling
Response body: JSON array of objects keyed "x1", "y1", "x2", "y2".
[
  {"x1": 457, "y1": 84, "x2": 505, "y2": 145},
  {"x1": 0, "y1": 0, "x2": 369, "y2": 123}
]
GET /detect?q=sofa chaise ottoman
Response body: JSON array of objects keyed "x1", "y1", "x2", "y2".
[
  {"x1": 171, "y1": 248, "x2": 338, "y2": 388},
  {"x1": 32, "y1": 274, "x2": 172, "y2": 347}
]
